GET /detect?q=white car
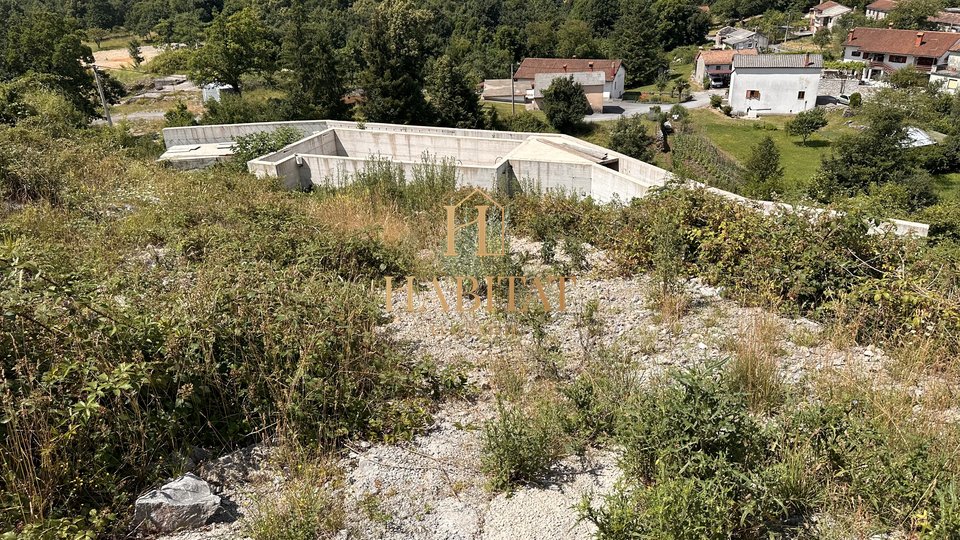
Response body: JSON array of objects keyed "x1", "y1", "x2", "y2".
[{"x1": 837, "y1": 94, "x2": 851, "y2": 105}]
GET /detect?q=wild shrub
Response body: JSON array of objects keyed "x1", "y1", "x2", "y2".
[
  {"x1": 0, "y1": 143, "x2": 463, "y2": 532},
  {"x1": 144, "y1": 48, "x2": 196, "y2": 75},
  {"x1": 481, "y1": 400, "x2": 564, "y2": 491},
  {"x1": 245, "y1": 459, "x2": 344, "y2": 540},
  {"x1": 617, "y1": 366, "x2": 766, "y2": 480},
  {"x1": 724, "y1": 314, "x2": 785, "y2": 412},
  {"x1": 232, "y1": 127, "x2": 304, "y2": 164}
]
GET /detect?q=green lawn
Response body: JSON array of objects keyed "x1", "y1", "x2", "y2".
[
  {"x1": 688, "y1": 108, "x2": 855, "y2": 194},
  {"x1": 934, "y1": 173, "x2": 960, "y2": 202},
  {"x1": 106, "y1": 67, "x2": 154, "y2": 86},
  {"x1": 626, "y1": 61, "x2": 695, "y2": 98},
  {"x1": 84, "y1": 34, "x2": 140, "y2": 52},
  {"x1": 482, "y1": 100, "x2": 547, "y2": 122}
]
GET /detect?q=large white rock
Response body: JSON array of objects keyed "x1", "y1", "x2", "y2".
[{"x1": 134, "y1": 473, "x2": 221, "y2": 533}]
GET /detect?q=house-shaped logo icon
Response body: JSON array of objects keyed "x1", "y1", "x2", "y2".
[{"x1": 444, "y1": 188, "x2": 506, "y2": 257}]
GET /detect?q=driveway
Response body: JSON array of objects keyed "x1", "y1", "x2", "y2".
[{"x1": 584, "y1": 89, "x2": 723, "y2": 122}]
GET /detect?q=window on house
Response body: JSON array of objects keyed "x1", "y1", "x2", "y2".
[
  {"x1": 917, "y1": 57, "x2": 935, "y2": 66},
  {"x1": 889, "y1": 55, "x2": 907, "y2": 63},
  {"x1": 746, "y1": 90, "x2": 760, "y2": 99},
  {"x1": 872, "y1": 53, "x2": 885, "y2": 62},
  {"x1": 851, "y1": 50, "x2": 861, "y2": 57},
  {"x1": 797, "y1": 91, "x2": 805, "y2": 99}
]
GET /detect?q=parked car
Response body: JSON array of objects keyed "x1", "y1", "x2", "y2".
[{"x1": 837, "y1": 94, "x2": 851, "y2": 105}]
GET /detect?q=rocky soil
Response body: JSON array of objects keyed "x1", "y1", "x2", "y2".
[{"x1": 155, "y1": 240, "x2": 949, "y2": 540}]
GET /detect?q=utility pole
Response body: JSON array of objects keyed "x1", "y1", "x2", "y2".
[
  {"x1": 91, "y1": 65, "x2": 113, "y2": 127},
  {"x1": 510, "y1": 62, "x2": 516, "y2": 117}
]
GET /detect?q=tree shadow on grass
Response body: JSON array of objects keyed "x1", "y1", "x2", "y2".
[{"x1": 792, "y1": 139, "x2": 831, "y2": 148}]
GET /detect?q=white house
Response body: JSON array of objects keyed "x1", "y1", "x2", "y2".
[
  {"x1": 713, "y1": 27, "x2": 770, "y2": 50},
  {"x1": 514, "y1": 58, "x2": 626, "y2": 99},
  {"x1": 930, "y1": 49, "x2": 960, "y2": 93},
  {"x1": 729, "y1": 53, "x2": 822, "y2": 115},
  {"x1": 866, "y1": 0, "x2": 896, "y2": 20},
  {"x1": 929, "y1": 9, "x2": 960, "y2": 33},
  {"x1": 809, "y1": 1, "x2": 852, "y2": 31},
  {"x1": 843, "y1": 27, "x2": 960, "y2": 80}
]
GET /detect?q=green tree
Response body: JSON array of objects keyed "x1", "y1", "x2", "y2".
[
  {"x1": 556, "y1": 19, "x2": 600, "y2": 58},
  {"x1": 785, "y1": 107, "x2": 828, "y2": 145},
  {"x1": 571, "y1": 0, "x2": 621, "y2": 36},
  {"x1": 86, "y1": 27, "x2": 107, "y2": 50},
  {"x1": 887, "y1": 0, "x2": 943, "y2": 29},
  {"x1": 356, "y1": 0, "x2": 435, "y2": 125},
  {"x1": 655, "y1": 71, "x2": 670, "y2": 101},
  {"x1": 812, "y1": 28, "x2": 831, "y2": 52},
  {"x1": 672, "y1": 79, "x2": 690, "y2": 102},
  {"x1": 613, "y1": 0, "x2": 667, "y2": 87},
  {"x1": 128, "y1": 39, "x2": 144, "y2": 68},
  {"x1": 541, "y1": 76, "x2": 592, "y2": 133},
  {"x1": 609, "y1": 115, "x2": 654, "y2": 161},
  {"x1": 190, "y1": 7, "x2": 276, "y2": 95},
  {"x1": 652, "y1": 0, "x2": 711, "y2": 51},
  {"x1": 889, "y1": 66, "x2": 929, "y2": 88},
  {"x1": 810, "y1": 107, "x2": 916, "y2": 201},
  {"x1": 525, "y1": 20, "x2": 557, "y2": 57},
  {"x1": 0, "y1": 9, "x2": 108, "y2": 116},
  {"x1": 426, "y1": 55, "x2": 485, "y2": 129},
  {"x1": 743, "y1": 136, "x2": 784, "y2": 199},
  {"x1": 280, "y1": 5, "x2": 348, "y2": 120}
]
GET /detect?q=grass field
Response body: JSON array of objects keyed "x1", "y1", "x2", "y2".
[
  {"x1": 482, "y1": 100, "x2": 548, "y2": 123},
  {"x1": 688, "y1": 108, "x2": 854, "y2": 193},
  {"x1": 934, "y1": 172, "x2": 960, "y2": 201},
  {"x1": 107, "y1": 67, "x2": 154, "y2": 86}
]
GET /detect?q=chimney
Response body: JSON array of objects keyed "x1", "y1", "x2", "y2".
[
  {"x1": 715, "y1": 32, "x2": 723, "y2": 47},
  {"x1": 916, "y1": 32, "x2": 924, "y2": 47},
  {"x1": 588, "y1": 61, "x2": 594, "y2": 70},
  {"x1": 804, "y1": 52, "x2": 810, "y2": 66},
  {"x1": 847, "y1": 29, "x2": 854, "y2": 43},
  {"x1": 562, "y1": 64, "x2": 567, "y2": 72}
]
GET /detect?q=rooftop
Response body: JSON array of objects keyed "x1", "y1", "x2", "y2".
[
  {"x1": 698, "y1": 48, "x2": 758, "y2": 65},
  {"x1": 845, "y1": 27, "x2": 960, "y2": 57},
  {"x1": 866, "y1": 0, "x2": 897, "y2": 11},
  {"x1": 733, "y1": 53, "x2": 823, "y2": 69},
  {"x1": 811, "y1": 1, "x2": 852, "y2": 16},
  {"x1": 929, "y1": 9, "x2": 960, "y2": 26},
  {"x1": 514, "y1": 58, "x2": 623, "y2": 82}
]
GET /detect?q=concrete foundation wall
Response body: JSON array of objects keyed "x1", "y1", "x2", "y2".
[
  {"x1": 331, "y1": 129, "x2": 521, "y2": 166},
  {"x1": 163, "y1": 121, "x2": 331, "y2": 147}
]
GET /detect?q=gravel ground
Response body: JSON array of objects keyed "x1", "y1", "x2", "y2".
[{"x1": 155, "y1": 239, "x2": 949, "y2": 540}]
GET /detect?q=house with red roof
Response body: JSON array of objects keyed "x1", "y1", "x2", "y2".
[
  {"x1": 513, "y1": 58, "x2": 626, "y2": 99},
  {"x1": 843, "y1": 27, "x2": 960, "y2": 80},
  {"x1": 694, "y1": 48, "x2": 758, "y2": 88}
]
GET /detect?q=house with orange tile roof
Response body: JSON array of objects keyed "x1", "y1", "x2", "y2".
[
  {"x1": 694, "y1": 48, "x2": 758, "y2": 87},
  {"x1": 843, "y1": 27, "x2": 960, "y2": 80}
]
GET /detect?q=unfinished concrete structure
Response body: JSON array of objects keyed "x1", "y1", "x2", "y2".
[{"x1": 158, "y1": 120, "x2": 929, "y2": 237}]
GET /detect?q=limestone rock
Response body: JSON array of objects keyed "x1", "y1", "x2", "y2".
[{"x1": 134, "y1": 473, "x2": 221, "y2": 533}]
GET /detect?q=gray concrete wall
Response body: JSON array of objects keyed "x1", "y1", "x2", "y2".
[
  {"x1": 163, "y1": 121, "x2": 331, "y2": 147},
  {"x1": 331, "y1": 129, "x2": 521, "y2": 166}
]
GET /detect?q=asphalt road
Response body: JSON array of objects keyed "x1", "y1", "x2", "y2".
[{"x1": 584, "y1": 89, "x2": 724, "y2": 122}]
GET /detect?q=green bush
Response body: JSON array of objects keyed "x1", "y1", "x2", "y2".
[
  {"x1": 232, "y1": 127, "x2": 304, "y2": 164},
  {"x1": 144, "y1": 48, "x2": 196, "y2": 75},
  {"x1": 481, "y1": 401, "x2": 563, "y2": 491},
  {"x1": 507, "y1": 111, "x2": 552, "y2": 133},
  {"x1": 849, "y1": 92, "x2": 862, "y2": 108},
  {"x1": 709, "y1": 94, "x2": 722, "y2": 108},
  {"x1": 609, "y1": 115, "x2": 654, "y2": 162}
]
